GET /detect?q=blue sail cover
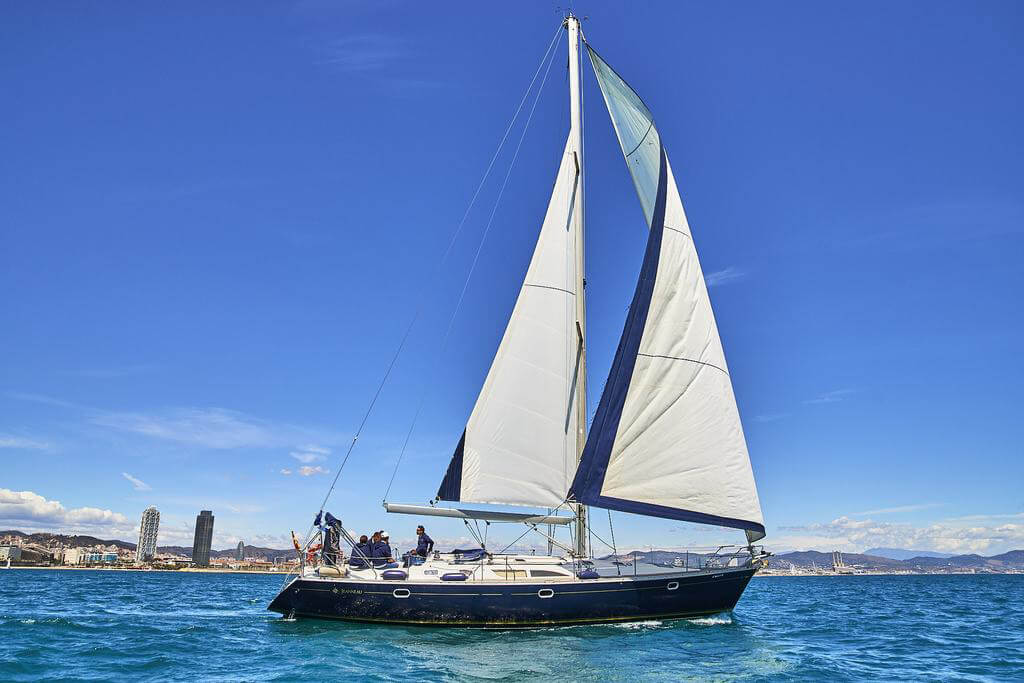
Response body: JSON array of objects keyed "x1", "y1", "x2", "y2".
[{"x1": 569, "y1": 44, "x2": 765, "y2": 539}]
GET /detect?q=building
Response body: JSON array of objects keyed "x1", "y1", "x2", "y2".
[
  {"x1": 62, "y1": 547, "x2": 84, "y2": 565},
  {"x1": 0, "y1": 546, "x2": 22, "y2": 563},
  {"x1": 192, "y1": 510, "x2": 214, "y2": 567},
  {"x1": 236, "y1": 541, "x2": 245, "y2": 561},
  {"x1": 136, "y1": 506, "x2": 161, "y2": 562},
  {"x1": 89, "y1": 551, "x2": 118, "y2": 564}
]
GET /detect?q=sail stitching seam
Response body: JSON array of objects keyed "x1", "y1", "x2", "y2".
[{"x1": 636, "y1": 353, "x2": 728, "y2": 376}]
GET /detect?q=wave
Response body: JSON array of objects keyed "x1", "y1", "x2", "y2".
[
  {"x1": 614, "y1": 620, "x2": 664, "y2": 630},
  {"x1": 686, "y1": 614, "x2": 733, "y2": 626}
]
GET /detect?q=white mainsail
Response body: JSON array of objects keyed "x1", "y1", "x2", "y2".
[
  {"x1": 570, "y1": 45, "x2": 765, "y2": 540},
  {"x1": 437, "y1": 137, "x2": 582, "y2": 509}
]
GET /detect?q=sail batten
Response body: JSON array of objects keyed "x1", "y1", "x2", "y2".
[{"x1": 570, "y1": 44, "x2": 765, "y2": 539}]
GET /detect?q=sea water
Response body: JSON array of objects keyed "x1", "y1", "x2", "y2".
[{"x1": 1, "y1": 570, "x2": 1021, "y2": 681}]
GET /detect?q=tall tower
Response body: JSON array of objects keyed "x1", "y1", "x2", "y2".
[
  {"x1": 192, "y1": 510, "x2": 214, "y2": 567},
  {"x1": 235, "y1": 540, "x2": 245, "y2": 561},
  {"x1": 136, "y1": 506, "x2": 160, "y2": 562}
]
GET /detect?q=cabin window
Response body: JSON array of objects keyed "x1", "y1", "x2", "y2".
[
  {"x1": 529, "y1": 570, "x2": 566, "y2": 577},
  {"x1": 493, "y1": 570, "x2": 528, "y2": 580}
]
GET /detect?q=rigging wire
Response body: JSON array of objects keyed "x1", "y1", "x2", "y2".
[
  {"x1": 608, "y1": 509, "x2": 620, "y2": 575},
  {"x1": 585, "y1": 524, "x2": 617, "y2": 553},
  {"x1": 495, "y1": 498, "x2": 574, "y2": 555},
  {"x1": 496, "y1": 525, "x2": 538, "y2": 556},
  {"x1": 300, "y1": 24, "x2": 563, "y2": 534},
  {"x1": 382, "y1": 26, "x2": 565, "y2": 503}
]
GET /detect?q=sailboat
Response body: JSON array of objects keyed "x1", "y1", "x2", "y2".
[{"x1": 269, "y1": 14, "x2": 767, "y2": 627}]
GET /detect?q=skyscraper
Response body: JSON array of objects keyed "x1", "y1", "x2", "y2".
[
  {"x1": 192, "y1": 510, "x2": 214, "y2": 567},
  {"x1": 236, "y1": 541, "x2": 245, "y2": 561},
  {"x1": 136, "y1": 506, "x2": 160, "y2": 562}
]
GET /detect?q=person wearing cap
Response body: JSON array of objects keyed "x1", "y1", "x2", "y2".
[
  {"x1": 371, "y1": 531, "x2": 396, "y2": 567},
  {"x1": 415, "y1": 525, "x2": 434, "y2": 557},
  {"x1": 379, "y1": 531, "x2": 393, "y2": 560}
]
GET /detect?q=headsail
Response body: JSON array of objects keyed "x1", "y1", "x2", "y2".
[
  {"x1": 437, "y1": 137, "x2": 583, "y2": 509},
  {"x1": 569, "y1": 45, "x2": 765, "y2": 540}
]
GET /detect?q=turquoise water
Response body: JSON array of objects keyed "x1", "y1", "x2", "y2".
[{"x1": 1, "y1": 570, "x2": 1021, "y2": 681}]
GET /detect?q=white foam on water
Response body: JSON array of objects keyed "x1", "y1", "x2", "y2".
[
  {"x1": 614, "y1": 620, "x2": 664, "y2": 630},
  {"x1": 686, "y1": 614, "x2": 733, "y2": 626},
  {"x1": 20, "y1": 619, "x2": 36, "y2": 624}
]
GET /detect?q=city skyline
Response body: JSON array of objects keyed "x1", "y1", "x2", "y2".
[{"x1": 2, "y1": 3, "x2": 1022, "y2": 556}]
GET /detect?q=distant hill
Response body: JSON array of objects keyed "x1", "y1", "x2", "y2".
[
  {"x1": 1, "y1": 531, "x2": 291, "y2": 559},
  {"x1": 1, "y1": 530, "x2": 135, "y2": 551},
  {"x1": 989, "y1": 550, "x2": 1024, "y2": 564},
  {"x1": 864, "y1": 547, "x2": 954, "y2": 560},
  {"x1": 597, "y1": 547, "x2": 1024, "y2": 571},
  {"x1": 772, "y1": 550, "x2": 902, "y2": 568},
  {"x1": 155, "y1": 544, "x2": 295, "y2": 560},
  {"x1": 774, "y1": 550, "x2": 1024, "y2": 570}
]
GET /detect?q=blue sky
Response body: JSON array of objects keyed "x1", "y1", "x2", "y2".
[{"x1": 2, "y1": 1, "x2": 1022, "y2": 555}]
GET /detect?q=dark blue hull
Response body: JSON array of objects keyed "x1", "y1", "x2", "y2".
[{"x1": 268, "y1": 568, "x2": 756, "y2": 627}]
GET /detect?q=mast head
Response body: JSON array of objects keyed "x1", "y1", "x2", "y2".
[{"x1": 561, "y1": 10, "x2": 585, "y2": 29}]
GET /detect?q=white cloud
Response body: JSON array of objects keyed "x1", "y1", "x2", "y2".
[
  {"x1": 121, "y1": 472, "x2": 151, "y2": 491},
  {"x1": 290, "y1": 444, "x2": 331, "y2": 463},
  {"x1": 291, "y1": 452, "x2": 325, "y2": 463},
  {"x1": 775, "y1": 515, "x2": 1024, "y2": 555},
  {"x1": 280, "y1": 468, "x2": 293, "y2": 475},
  {"x1": 298, "y1": 465, "x2": 329, "y2": 477},
  {"x1": 805, "y1": 389, "x2": 856, "y2": 405},
  {"x1": 0, "y1": 435, "x2": 51, "y2": 451},
  {"x1": 318, "y1": 34, "x2": 408, "y2": 73},
  {"x1": 7, "y1": 395, "x2": 343, "y2": 452},
  {"x1": 944, "y1": 512, "x2": 1024, "y2": 522},
  {"x1": 93, "y1": 408, "x2": 274, "y2": 449},
  {"x1": 91, "y1": 407, "x2": 339, "y2": 450},
  {"x1": 5, "y1": 392, "x2": 80, "y2": 409},
  {"x1": 705, "y1": 266, "x2": 747, "y2": 288},
  {"x1": 0, "y1": 489, "x2": 133, "y2": 536}
]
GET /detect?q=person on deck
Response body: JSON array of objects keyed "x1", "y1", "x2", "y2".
[
  {"x1": 371, "y1": 531, "x2": 397, "y2": 568},
  {"x1": 415, "y1": 525, "x2": 434, "y2": 557},
  {"x1": 349, "y1": 535, "x2": 372, "y2": 568}
]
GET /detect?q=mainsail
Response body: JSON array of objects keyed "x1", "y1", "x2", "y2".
[
  {"x1": 569, "y1": 45, "x2": 765, "y2": 540},
  {"x1": 437, "y1": 137, "x2": 583, "y2": 509}
]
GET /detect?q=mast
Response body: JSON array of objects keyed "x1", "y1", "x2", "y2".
[{"x1": 566, "y1": 13, "x2": 588, "y2": 559}]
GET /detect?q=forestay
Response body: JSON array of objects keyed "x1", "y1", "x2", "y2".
[
  {"x1": 437, "y1": 137, "x2": 582, "y2": 509},
  {"x1": 570, "y1": 44, "x2": 765, "y2": 540}
]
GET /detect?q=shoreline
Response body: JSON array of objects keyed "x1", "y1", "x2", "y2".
[{"x1": 4, "y1": 565, "x2": 293, "y2": 575}]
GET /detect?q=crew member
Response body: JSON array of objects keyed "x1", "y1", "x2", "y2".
[
  {"x1": 415, "y1": 525, "x2": 434, "y2": 557},
  {"x1": 349, "y1": 534, "x2": 372, "y2": 568},
  {"x1": 372, "y1": 532, "x2": 391, "y2": 559},
  {"x1": 371, "y1": 531, "x2": 397, "y2": 568}
]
